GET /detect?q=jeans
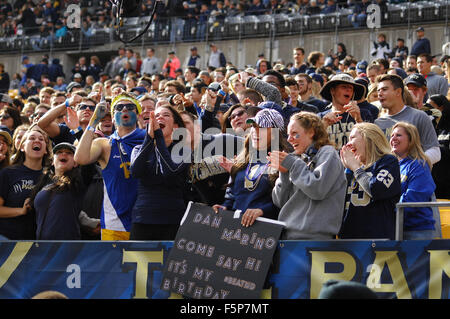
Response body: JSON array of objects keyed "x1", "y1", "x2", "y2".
[
  {"x1": 348, "y1": 13, "x2": 367, "y2": 28},
  {"x1": 170, "y1": 17, "x2": 185, "y2": 42},
  {"x1": 196, "y1": 23, "x2": 206, "y2": 41},
  {"x1": 403, "y1": 229, "x2": 435, "y2": 240}
]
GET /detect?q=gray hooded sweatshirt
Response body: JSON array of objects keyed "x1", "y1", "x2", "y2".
[{"x1": 272, "y1": 145, "x2": 347, "y2": 240}]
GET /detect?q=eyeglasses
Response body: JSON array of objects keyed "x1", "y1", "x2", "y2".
[
  {"x1": 0, "y1": 114, "x2": 10, "y2": 120},
  {"x1": 114, "y1": 103, "x2": 136, "y2": 112},
  {"x1": 77, "y1": 104, "x2": 96, "y2": 111},
  {"x1": 230, "y1": 110, "x2": 246, "y2": 121}
]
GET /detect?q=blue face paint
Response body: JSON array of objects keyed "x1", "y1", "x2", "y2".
[{"x1": 114, "y1": 111, "x2": 137, "y2": 127}]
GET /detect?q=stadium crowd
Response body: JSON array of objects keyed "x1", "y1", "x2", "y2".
[
  {"x1": 0, "y1": 11, "x2": 448, "y2": 242},
  {"x1": 0, "y1": 0, "x2": 423, "y2": 44}
]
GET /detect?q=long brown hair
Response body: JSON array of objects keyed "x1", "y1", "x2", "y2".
[
  {"x1": 11, "y1": 124, "x2": 53, "y2": 168},
  {"x1": 221, "y1": 104, "x2": 248, "y2": 133},
  {"x1": 230, "y1": 125, "x2": 289, "y2": 186}
]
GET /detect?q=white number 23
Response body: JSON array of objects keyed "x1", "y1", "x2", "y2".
[{"x1": 376, "y1": 169, "x2": 394, "y2": 188}]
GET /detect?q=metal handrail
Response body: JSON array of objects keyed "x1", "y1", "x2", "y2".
[{"x1": 395, "y1": 201, "x2": 449, "y2": 240}]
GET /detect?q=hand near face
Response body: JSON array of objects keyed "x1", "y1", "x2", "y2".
[
  {"x1": 89, "y1": 101, "x2": 108, "y2": 127},
  {"x1": 147, "y1": 111, "x2": 159, "y2": 139},
  {"x1": 340, "y1": 144, "x2": 362, "y2": 171},
  {"x1": 268, "y1": 151, "x2": 288, "y2": 173},
  {"x1": 65, "y1": 106, "x2": 80, "y2": 130},
  {"x1": 343, "y1": 101, "x2": 362, "y2": 123}
]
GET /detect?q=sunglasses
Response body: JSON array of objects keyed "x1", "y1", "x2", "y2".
[
  {"x1": 77, "y1": 104, "x2": 96, "y2": 111},
  {"x1": 230, "y1": 109, "x2": 246, "y2": 121},
  {"x1": 0, "y1": 114, "x2": 11, "y2": 120},
  {"x1": 32, "y1": 112, "x2": 46, "y2": 118},
  {"x1": 114, "y1": 103, "x2": 136, "y2": 112}
]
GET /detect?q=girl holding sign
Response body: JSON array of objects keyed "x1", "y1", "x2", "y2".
[{"x1": 213, "y1": 109, "x2": 289, "y2": 227}]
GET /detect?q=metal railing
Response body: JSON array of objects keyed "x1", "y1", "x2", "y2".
[
  {"x1": 0, "y1": 0, "x2": 448, "y2": 55},
  {"x1": 395, "y1": 201, "x2": 449, "y2": 240}
]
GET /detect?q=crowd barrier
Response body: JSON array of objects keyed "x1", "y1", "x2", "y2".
[{"x1": 0, "y1": 239, "x2": 448, "y2": 299}]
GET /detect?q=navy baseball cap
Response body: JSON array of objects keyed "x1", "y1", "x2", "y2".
[
  {"x1": 404, "y1": 73, "x2": 427, "y2": 88},
  {"x1": 53, "y1": 142, "x2": 76, "y2": 154},
  {"x1": 356, "y1": 61, "x2": 368, "y2": 73}
]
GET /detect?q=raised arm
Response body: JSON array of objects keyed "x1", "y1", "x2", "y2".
[
  {"x1": 74, "y1": 101, "x2": 108, "y2": 166},
  {"x1": 38, "y1": 95, "x2": 82, "y2": 138}
]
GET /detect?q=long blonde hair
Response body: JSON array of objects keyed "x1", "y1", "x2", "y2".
[
  {"x1": 353, "y1": 122, "x2": 392, "y2": 168},
  {"x1": 391, "y1": 121, "x2": 432, "y2": 169}
]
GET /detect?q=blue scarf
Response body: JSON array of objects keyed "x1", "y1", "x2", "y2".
[{"x1": 109, "y1": 128, "x2": 146, "y2": 162}]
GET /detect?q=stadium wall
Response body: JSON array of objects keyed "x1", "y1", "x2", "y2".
[{"x1": 1, "y1": 22, "x2": 448, "y2": 79}]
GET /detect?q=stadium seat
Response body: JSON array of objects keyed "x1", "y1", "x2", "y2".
[
  {"x1": 224, "y1": 16, "x2": 242, "y2": 39},
  {"x1": 419, "y1": 1, "x2": 442, "y2": 21},
  {"x1": 437, "y1": 0, "x2": 450, "y2": 20},
  {"x1": 322, "y1": 12, "x2": 340, "y2": 31},
  {"x1": 336, "y1": 10, "x2": 353, "y2": 29},
  {"x1": 242, "y1": 15, "x2": 259, "y2": 37},
  {"x1": 309, "y1": 14, "x2": 324, "y2": 31},
  {"x1": 273, "y1": 13, "x2": 290, "y2": 35},
  {"x1": 207, "y1": 21, "x2": 225, "y2": 42},
  {"x1": 288, "y1": 12, "x2": 309, "y2": 34},
  {"x1": 398, "y1": 2, "x2": 419, "y2": 23},
  {"x1": 257, "y1": 14, "x2": 273, "y2": 35}
]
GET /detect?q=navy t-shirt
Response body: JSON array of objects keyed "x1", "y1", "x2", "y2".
[
  {"x1": 0, "y1": 164, "x2": 43, "y2": 239},
  {"x1": 34, "y1": 186, "x2": 84, "y2": 240},
  {"x1": 319, "y1": 106, "x2": 374, "y2": 149}
]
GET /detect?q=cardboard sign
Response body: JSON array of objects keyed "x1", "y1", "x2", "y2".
[{"x1": 160, "y1": 202, "x2": 285, "y2": 299}]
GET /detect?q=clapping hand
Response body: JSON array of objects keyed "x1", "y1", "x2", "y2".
[
  {"x1": 217, "y1": 155, "x2": 234, "y2": 173},
  {"x1": 147, "y1": 111, "x2": 159, "y2": 139},
  {"x1": 267, "y1": 151, "x2": 288, "y2": 173},
  {"x1": 65, "y1": 106, "x2": 80, "y2": 130}
]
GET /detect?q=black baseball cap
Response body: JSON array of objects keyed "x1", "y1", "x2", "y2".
[
  {"x1": 404, "y1": 73, "x2": 427, "y2": 88},
  {"x1": 53, "y1": 142, "x2": 76, "y2": 154}
]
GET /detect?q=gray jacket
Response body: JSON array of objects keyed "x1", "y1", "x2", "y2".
[
  {"x1": 272, "y1": 145, "x2": 346, "y2": 240},
  {"x1": 424, "y1": 72, "x2": 449, "y2": 97}
]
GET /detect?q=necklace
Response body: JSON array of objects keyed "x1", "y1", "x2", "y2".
[{"x1": 244, "y1": 162, "x2": 268, "y2": 191}]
